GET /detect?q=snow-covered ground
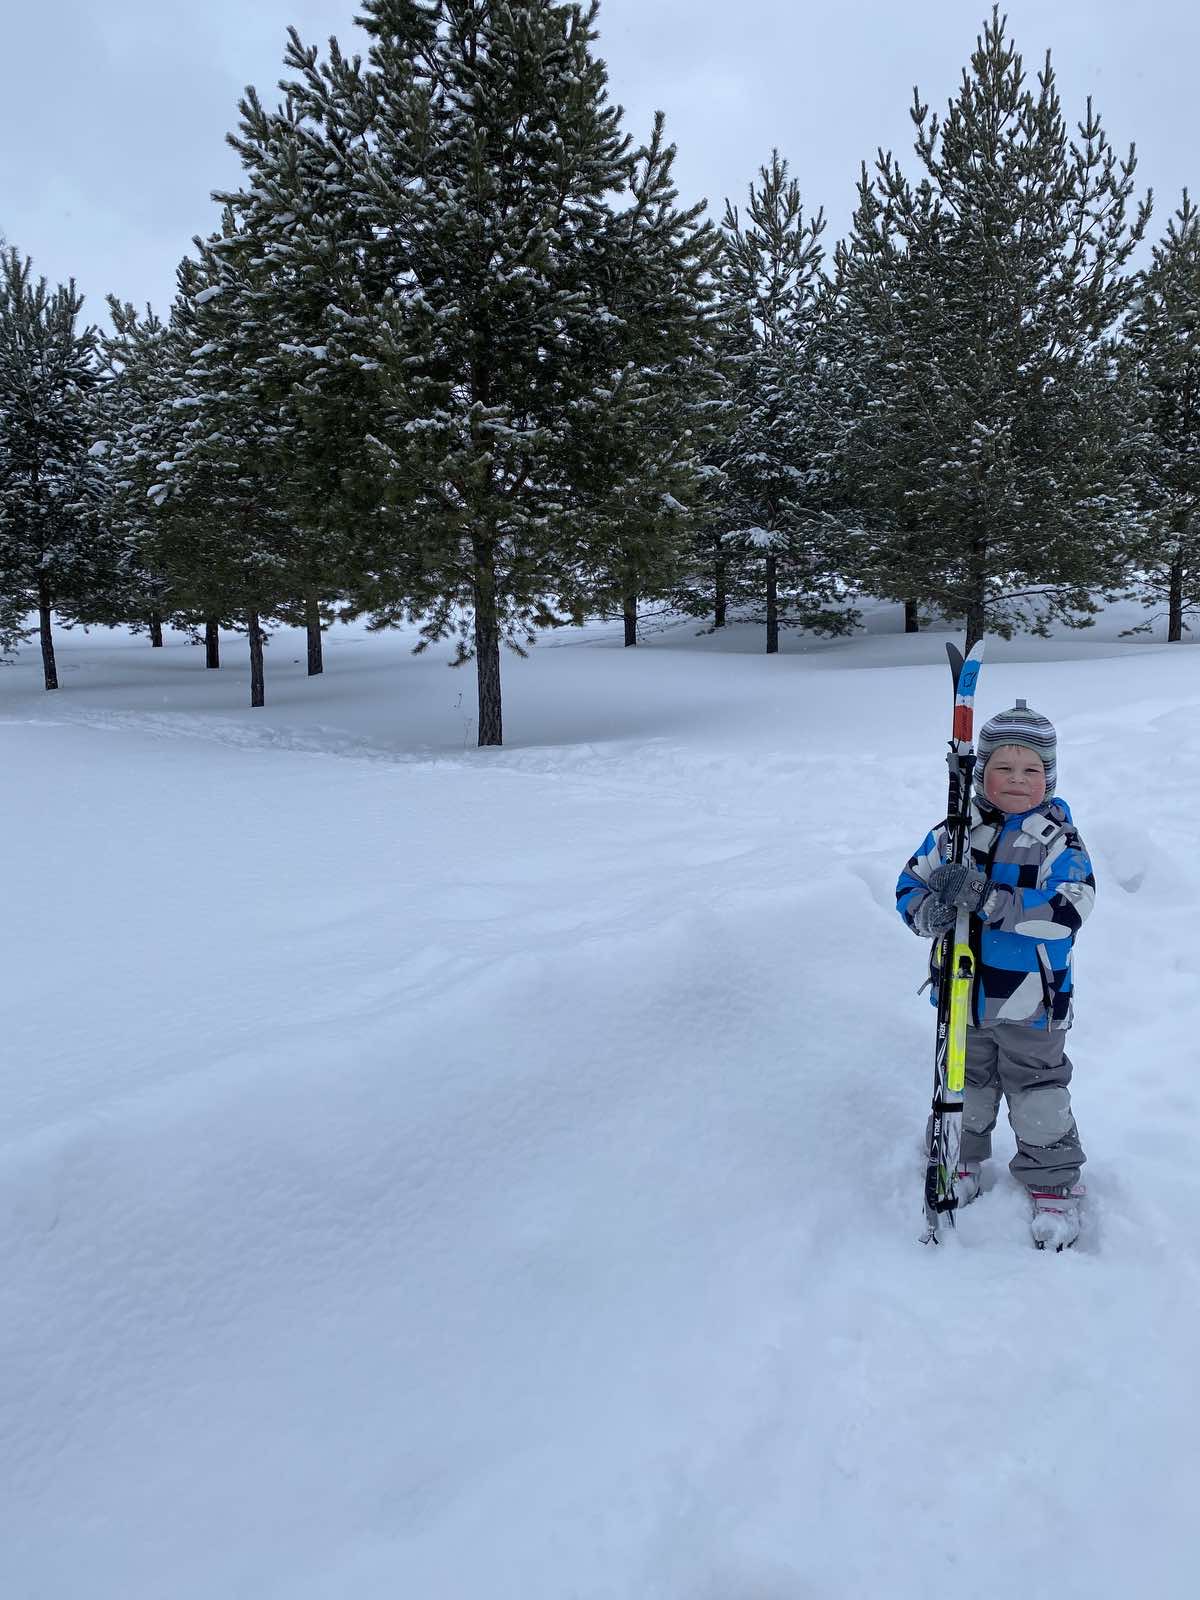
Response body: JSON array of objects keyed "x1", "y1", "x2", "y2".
[{"x1": 3, "y1": 603, "x2": 1199, "y2": 1598}]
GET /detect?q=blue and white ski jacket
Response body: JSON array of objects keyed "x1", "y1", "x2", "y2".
[{"x1": 896, "y1": 796, "x2": 1096, "y2": 1032}]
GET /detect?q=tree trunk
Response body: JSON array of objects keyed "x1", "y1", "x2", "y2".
[
  {"x1": 714, "y1": 559, "x2": 727, "y2": 629},
  {"x1": 205, "y1": 617, "x2": 220, "y2": 669},
  {"x1": 149, "y1": 613, "x2": 164, "y2": 648},
  {"x1": 963, "y1": 562, "x2": 988, "y2": 653},
  {"x1": 305, "y1": 591, "x2": 324, "y2": 675},
  {"x1": 473, "y1": 544, "x2": 503, "y2": 747},
  {"x1": 1168, "y1": 547, "x2": 1184, "y2": 642},
  {"x1": 38, "y1": 578, "x2": 58, "y2": 691},
  {"x1": 623, "y1": 593, "x2": 638, "y2": 647},
  {"x1": 247, "y1": 611, "x2": 265, "y2": 708},
  {"x1": 964, "y1": 599, "x2": 986, "y2": 654},
  {"x1": 904, "y1": 599, "x2": 920, "y2": 634},
  {"x1": 765, "y1": 553, "x2": 779, "y2": 655}
]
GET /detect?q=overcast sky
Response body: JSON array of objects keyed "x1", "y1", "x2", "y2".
[{"x1": 3, "y1": 1, "x2": 1195, "y2": 323}]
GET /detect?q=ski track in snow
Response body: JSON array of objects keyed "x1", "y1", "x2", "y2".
[{"x1": 2, "y1": 613, "x2": 1200, "y2": 1598}]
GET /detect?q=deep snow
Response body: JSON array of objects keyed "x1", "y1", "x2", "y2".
[{"x1": 2, "y1": 604, "x2": 1199, "y2": 1598}]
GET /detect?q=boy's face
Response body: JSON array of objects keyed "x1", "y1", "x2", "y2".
[{"x1": 982, "y1": 745, "x2": 1047, "y2": 813}]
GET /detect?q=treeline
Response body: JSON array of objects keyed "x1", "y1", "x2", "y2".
[{"x1": 2, "y1": 4, "x2": 1199, "y2": 743}]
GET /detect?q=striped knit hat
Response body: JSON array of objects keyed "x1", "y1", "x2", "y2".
[{"x1": 977, "y1": 699, "x2": 1057, "y2": 797}]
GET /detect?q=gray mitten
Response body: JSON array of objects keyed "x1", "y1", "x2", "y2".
[
  {"x1": 913, "y1": 895, "x2": 957, "y2": 938},
  {"x1": 928, "y1": 862, "x2": 988, "y2": 914}
]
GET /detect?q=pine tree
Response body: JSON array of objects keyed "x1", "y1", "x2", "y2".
[
  {"x1": 715, "y1": 152, "x2": 853, "y2": 652},
  {"x1": 179, "y1": 225, "x2": 300, "y2": 706},
  {"x1": 92, "y1": 300, "x2": 177, "y2": 642},
  {"x1": 572, "y1": 114, "x2": 721, "y2": 646},
  {"x1": 140, "y1": 237, "x2": 299, "y2": 707},
  {"x1": 817, "y1": 166, "x2": 936, "y2": 634},
  {"x1": 0, "y1": 250, "x2": 119, "y2": 685},
  {"x1": 94, "y1": 283, "x2": 236, "y2": 667},
  {"x1": 1121, "y1": 192, "x2": 1200, "y2": 641},
  {"x1": 218, "y1": 78, "x2": 394, "y2": 677},
  {"x1": 826, "y1": 8, "x2": 1149, "y2": 649},
  {"x1": 558, "y1": 113, "x2": 721, "y2": 646},
  {"x1": 281, "y1": 0, "x2": 717, "y2": 742}
]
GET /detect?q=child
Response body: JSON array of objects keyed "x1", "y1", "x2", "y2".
[{"x1": 896, "y1": 700, "x2": 1096, "y2": 1249}]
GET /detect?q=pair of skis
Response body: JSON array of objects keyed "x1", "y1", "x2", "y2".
[{"x1": 920, "y1": 639, "x2": 985, "y2": 1245}]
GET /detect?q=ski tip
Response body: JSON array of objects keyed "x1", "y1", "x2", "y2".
[
  {"x1": 948, "y1": 639, "x2": 987, "y2": 675},
  {"x1": 948, "y1": 643, "x2": 982, "y2": 700}
]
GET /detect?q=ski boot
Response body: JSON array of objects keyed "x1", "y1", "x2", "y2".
[
  {"x1": 955, "y1": 1162, "x2": 982, "y2": 1207},
  {"x1": 1029, "y1": 1184, "x2": 1085, "y2": 1251}
]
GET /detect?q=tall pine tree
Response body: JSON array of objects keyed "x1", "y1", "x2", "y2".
[
  {"x1": 715, "y1": 153, "x2": 852, "y2": 652},
  {"x1": 126, "y1": 238, "x2": 298, "y2": 707},
  {"x1": 219, "y1": 78, "x2": 394, "y2": 676},
  {"x1": 170, "y1": 225, "x2": 303, "y2": 707},
  {"x1": 280, "y1": 0, "x2": 716, "y2": 742},
  {"x1": 826, "y1": 8, "x2": 1149, "y2": 648},
  {"x1": 1121, "y1": 192, "x2": 1200, "y2": 641},
  {"x1": 0, "y1": 250, "x2": 118, "y2": 685},
  {"x1": 93, "y1": 300, "x2": 178, "y2": 644},
  {"x1": 566, "y1": 113, "x2": 721, "y2": 646}
]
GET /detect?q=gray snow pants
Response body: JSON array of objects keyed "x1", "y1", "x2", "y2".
[{"x1": 961, "y1": 1022, "x2": 1085, "y2": 1191}]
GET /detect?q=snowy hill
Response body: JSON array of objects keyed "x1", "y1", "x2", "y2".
[{"x1": 2, "y1": 606, "x2": 1199, "y2": 1598}]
